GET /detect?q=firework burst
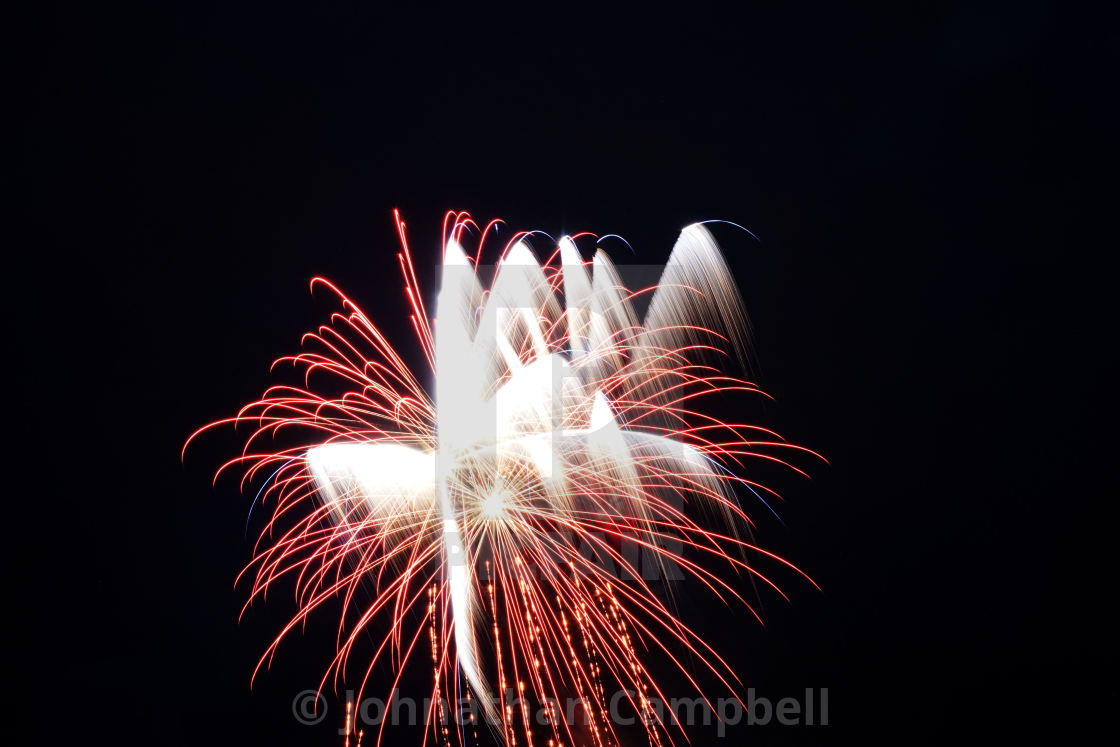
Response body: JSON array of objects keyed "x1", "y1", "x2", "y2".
[{"x1": 186, "y1": 210, "x2": 821, "y2": 746}]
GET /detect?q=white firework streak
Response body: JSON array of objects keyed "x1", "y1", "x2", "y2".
[{"x1": 192, "y1": 213, "x2": 819, "y2": 747}]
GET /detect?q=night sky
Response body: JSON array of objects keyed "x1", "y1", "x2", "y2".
[{"x1": 17, "y1": 2, "x2": 1116, "y2": 745}]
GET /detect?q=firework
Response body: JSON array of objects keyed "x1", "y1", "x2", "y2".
[{"x1": 186, "y1": 210, "x2": 820, "y2": 746}]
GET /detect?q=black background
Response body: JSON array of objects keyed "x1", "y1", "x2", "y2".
[{"x1": 16, "y1": 2, "x2": 1117, "y2": 745}]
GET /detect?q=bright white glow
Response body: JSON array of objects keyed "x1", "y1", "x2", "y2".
[
  {"x1": 480, "y1": 489, "x2": 506, "y2": 520},
  {"x1": 307, "y1": 442, "x2": 434, "y2": 518}
]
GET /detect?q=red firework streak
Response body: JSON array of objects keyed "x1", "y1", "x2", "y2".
[{"x1": 185, "y1": 210, "x2": 823, "y2": 747}]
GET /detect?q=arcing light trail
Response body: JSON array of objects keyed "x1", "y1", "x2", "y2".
[{"x1": 186, "y1": 210, "x2": 822, "y2": 747}]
